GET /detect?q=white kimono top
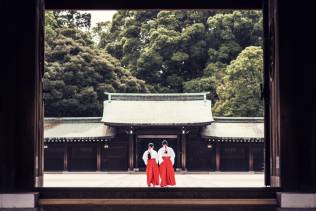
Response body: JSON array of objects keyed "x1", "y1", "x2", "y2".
[
  {"x1": 158, "y1": 146, "x2": 175, "y2": 165},
  {"x1": 142, "y1": 149, "x2": 158, "y2": 165}
]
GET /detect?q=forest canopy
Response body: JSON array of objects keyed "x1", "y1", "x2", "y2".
[{"x1": 44, "y1": 10, "x2": 263, "y2": 117}]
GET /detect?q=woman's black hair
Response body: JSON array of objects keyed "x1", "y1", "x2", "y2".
[
  {"x1": 147, "y1": 143, "x2": 153, "y2": 159},
  {"x1": 162, "y1": 140, "x2": 168, "y2": 146}
]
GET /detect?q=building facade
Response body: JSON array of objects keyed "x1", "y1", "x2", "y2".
[{"x1": 44, "y1": 93, "x2": 264, "y2": 172}]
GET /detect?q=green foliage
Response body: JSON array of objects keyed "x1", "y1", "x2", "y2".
[
  {"x1": 45, "y1": 10, "x2": 264, "y2": 117},
  {"x1": 95, "y1": 10, "x2": 263, "y2": 96},
  {"x1": 44, "y1": 26, "x2": 148, "y2": 117},
  {"x1": 213, "y1": 46, "x2": 264, "y2": 116},
  {"x1": 183, "y1": 77, "x2": 218, "y2": 102},
  {"x1": 136, "y1": 47, "x2": 163, "y2": 84}
]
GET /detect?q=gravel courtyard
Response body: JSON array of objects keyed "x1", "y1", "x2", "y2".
[{"x1": 44, "y1": 172, "x2": 264, "y2": 187}]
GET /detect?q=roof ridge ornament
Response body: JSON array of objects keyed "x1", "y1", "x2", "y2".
[{"x1": 104, "y1": 92, "x2": 210, "y2": 102}]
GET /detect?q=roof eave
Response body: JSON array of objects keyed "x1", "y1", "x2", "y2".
[
  {"x1": 44, "y1": 135, "x2": 115, "y2": 139},
  {"x1": 201, "y1": 135, "x2": 264, "y2": 139},
  {"x1": 102, "y1": 121, "x2": 214, "y2": 127}
]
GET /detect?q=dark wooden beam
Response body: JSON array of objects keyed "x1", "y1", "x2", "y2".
[
  {"x1": 268, "y1": 0, "x2": 316, "y2": 191},
  {"x1": 38, "y1": 198, "x2": 277, "y2": 206},
  {"x1": 0, "y1": 0, "x2": 42, "y2": 192},
  {"x1": 263, "y1": 0, "x2": 271, "y2": 187},
  {"x1": 44, "y1": 0, "x2": 262, "y2": 10},
  {"x1": 35, "y1": 0, "x2": 45, "y2": 184},
  {"x1": 38, "y1": 187, "x2": 279, "y2": 199}
]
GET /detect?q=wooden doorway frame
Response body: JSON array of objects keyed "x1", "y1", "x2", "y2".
[
  {"x1": 41, "y1": 0, "x2": 277, "y2": 187},
  {"x1": 0, "y1": 0, "x2": 278, "y2": 195}
]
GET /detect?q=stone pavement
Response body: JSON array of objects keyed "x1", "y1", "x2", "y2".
[{"x1": 44, "y1": 172, "x2": 264, "y2": 187}]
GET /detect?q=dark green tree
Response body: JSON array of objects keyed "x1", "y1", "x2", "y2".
[
  {"x1": 95, "y1": 10, "x2": 262, "y2": 94},
  {"x1": 45, "y1": 10, "x2": 264, "y2": 117},
  {"x1": 44, "y1": 13, "x2": 148, "y2": 117},
  {"x1": 204, "y1": 10, "x2": 262, "y2": 79},
  {"x1": 213, "y1": 46, "x2": 264, "y2": 116}
]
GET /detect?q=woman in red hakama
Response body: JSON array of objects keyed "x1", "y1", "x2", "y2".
[
  {"x1": 142, "y1": 143, "x2": 159, "y2": 187},
  {"x1": 158, "y1": 140, "x2": 176, "y2": 187}
]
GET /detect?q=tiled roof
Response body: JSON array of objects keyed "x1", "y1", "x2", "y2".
[
  {"x1": 101, "y1": 93, "x2": 214, "y2": 126},
  {"x1": 201, "y1": 117, "x2": 264, "y2": 139},
  {"x1": 44, "y1": 117, "x2": 115, "y2": 140}
]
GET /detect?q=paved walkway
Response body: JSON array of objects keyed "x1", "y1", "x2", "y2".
[{"x1": 44, "y1": 172, "x2": 264, "y2": 187}]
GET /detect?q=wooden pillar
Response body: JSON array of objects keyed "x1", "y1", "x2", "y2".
[
  {"x1": 35, "y1": 0, "x2": 44, "y2": 188},
  {"x1": 181, "y1": 133, "x2": 187, "y2": 171},
  {"x1": 97, "y1": 143, "x2": 101, "y2": 171},
  {"x1": 0, "y1": 0, "x2": 43, "y2": 192},
  {"x1": 249, "y1": 143, "x2": 254, "y2": 171},
  {"x1": 216, "y1": 142, "x2": 221, "y2": 171},
  {"x1": 64, "y1": 144, "x2": 68, "y2": 171},
  {"x1": 135, "y1": 137, "x2": 138, "y2": 169},
  {"x1": 176, "y1": 135, "x2": 181, "y2": 170},
  {"x1": 128, "y1": 129, "x2": 134, "y2": 171}
]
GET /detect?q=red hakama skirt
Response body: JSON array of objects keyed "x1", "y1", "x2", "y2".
[
  {"x1": 146, "y1": 159, "x2": 160, "y2": 186},
  {"x1": 159, "y1": 157, "x2": 176, "y2": 187}
]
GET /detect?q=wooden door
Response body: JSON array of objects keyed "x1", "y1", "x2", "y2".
[
  {"x1": 101, "y1": 139, "x2": 129, "y2": 171},
  {"x1": 44, "y1": 144, "x2": 64, "y2": 171},
  {"x1": 186, "y1": 140, "x2": 216, "y2": 171},
  {"x1": 220, "y1": 143, "x2": 249, "y2": 171},
  {"x1": 68, "y1": 144, "x2": 97, "y2": 171}
]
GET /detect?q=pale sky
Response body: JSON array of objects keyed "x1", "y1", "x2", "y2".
[{"x1": 81, "y1": 10, "x2": 117, "y2": 28}]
